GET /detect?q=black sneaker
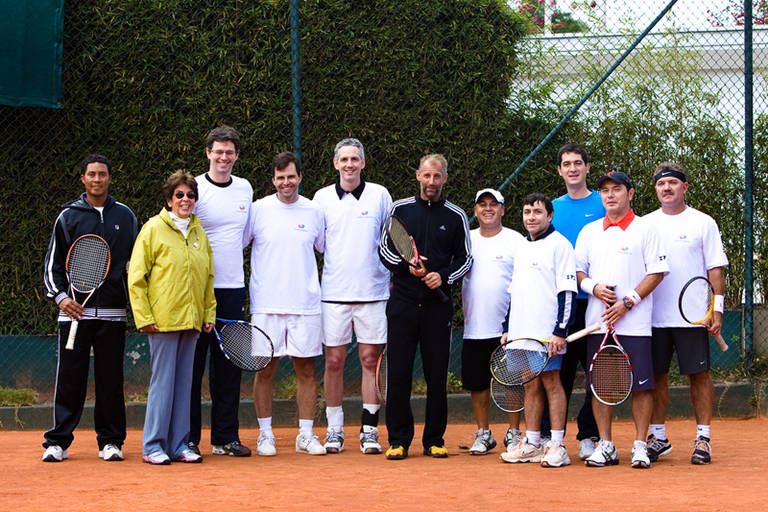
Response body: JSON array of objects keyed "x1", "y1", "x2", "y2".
[
  {"x1": 212, "y1": 441, "x2": 252, "y2": 457},
  {"x1": 187, "y1": 442, "x2": 201, "y2": 456},
  {"x1": 690, "y1": 436, "x2": 711, "y2": 465},
  {"x1": 646, "y1": 434, "x2": 672, "y2": 462}
]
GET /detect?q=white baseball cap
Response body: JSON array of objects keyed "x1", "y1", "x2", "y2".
[{"x1": 474, "y1": 188, "x2": 504, "y2": 204}]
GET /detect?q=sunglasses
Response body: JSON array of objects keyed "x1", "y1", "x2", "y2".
[{"x1": 174, "y1": 191, "x2": 196, "y2": 200}]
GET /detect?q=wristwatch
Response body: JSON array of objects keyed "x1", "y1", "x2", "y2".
[{"x1": 622, "y1": 296, "x2": 634, "y2": 310}]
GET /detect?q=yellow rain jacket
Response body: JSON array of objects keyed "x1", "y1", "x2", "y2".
[{"x1": 128, "y1": 209, "x2": 216, "y2": 331}]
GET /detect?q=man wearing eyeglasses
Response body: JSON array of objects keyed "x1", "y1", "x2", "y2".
[{"x1": 189, "y1": 126, "x2": 254, "y2": 458}]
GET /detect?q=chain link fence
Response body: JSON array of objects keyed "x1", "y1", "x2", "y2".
[{"x1": 0, "y1": 0, "x2": 764, "y2": 405}]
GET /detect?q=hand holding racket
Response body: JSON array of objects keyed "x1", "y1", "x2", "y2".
[
  {"x1": 375, "y1": 346, "x2": 387, "y2": 403},
  {"x1": 214, "y1": 318, "x2": 274, "y2": 372},
  {"x1": 65, "y1": 235, "x2": 111, "y2": 350},
  {"x1": 490, "y1": 322, "x2": 600, "y2": 386},
  {"x1": 679, "y1": 276, "x2": 728, "y2": 352},
  {"x1": 385, "y1": 215, "x2": 449, "y2": 302},
  {"x1": 588, "y1": 328, "x2": 633, "y2": 406}
]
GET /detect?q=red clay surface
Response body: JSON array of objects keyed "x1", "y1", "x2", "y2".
[{"x1": 2, "y1": 418, "x2": 766, "y2": 511}]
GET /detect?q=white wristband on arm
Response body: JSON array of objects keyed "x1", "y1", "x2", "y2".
[
  {"x1": 714, "y1": 295, "x2": 725, "y2": 314},
  {"x1": 580, "y1": 278, "x2": 597, "y2": 295},
  {"x1": 627, "y1": 290, "x2": 642, "y2": 306}
]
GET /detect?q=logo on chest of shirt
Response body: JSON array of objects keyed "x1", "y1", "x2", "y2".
[
  {"x1": 297, "y1": 223, "x2": 306, "y2": 230},
  {"x1": 495, "y1": 255, "x2": 504, "y2": 260},
  {"x1": 238, "y1": 203, "x2": 247, "y2": 212},
  {"x1": 114, "y1": 224, "x2": 120, "y2": 230},
  {"x1": 617, "y1": 246, "x2": 631, "y2": 256},
  {"x1": 360, "y1": 210, "x2": 369, "y2": 216}
]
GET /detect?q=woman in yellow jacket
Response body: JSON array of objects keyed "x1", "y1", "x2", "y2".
[{"x1": 128, "y1": 170, "x2": 216, "y2": 465}]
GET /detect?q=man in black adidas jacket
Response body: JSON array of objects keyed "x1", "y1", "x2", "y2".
[
  {"x1": 378, "y1": 153, "x2": 472, "y2": 460},
  {"x1": 41, "y1": 154, "x2": 138, "y2": 463}
]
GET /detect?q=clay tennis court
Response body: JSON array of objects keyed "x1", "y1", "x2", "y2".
[{"x1": 2, "y1": 417, "x2": 766, "y2": 511}]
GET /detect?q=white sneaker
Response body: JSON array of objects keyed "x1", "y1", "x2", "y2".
[
  {"x1": 579, "y1": 437, "x2": 597, "y2": 460},
  {"x1": 631, "y1": 440, "x2": 651, "y2": 469},
  {"x1": 585, "y1": 439, "x2": 619, "y2": 467},
  {"x1": 173, "y1": 448, "x2": 202, "y2": 463},
  {"x1": 541, "y1": 440, "x2": 571, "y2": 467},
  {"x1": 504, "y1": 428, "x2": 523, "y2": 452},
  {"x1": 99, "y1": 443, "x2": 124, "y2": 461},
  {"x1": 142, "y1": 451, "x2": 171, "y2": 465},
  {"x1": 42, "y1": 445, "x2": 67, "y2": 462},
  {"x1": 469, "y1": 429, "x2": 497, "y2": 455},
  {"x1": 324, "y1": 427, "x2": 345, "y2": 453},
  {"x1": 295, "y1": 433, "x2": 326, "y2": 455},
  {"x1": 257, "y1": 431, "x2": 277, "y2": 456},
  {"x1": 500, "y1": 438, "x2": 544, "y2": 463},
  {"x1": 360, "y1": 427, "x2": 382, "y2": 454}
]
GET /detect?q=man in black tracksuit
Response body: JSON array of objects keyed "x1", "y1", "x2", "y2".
[
  {"x1": 378, "y1": 154, "x2": 472, "y2": 459},
  {"x1": 41, "y1": 154, "x2": 138, "y2": 462}
]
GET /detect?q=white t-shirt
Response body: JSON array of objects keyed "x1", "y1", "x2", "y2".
[
  {"x1": 575, "y1": 214, "x2": 669, "y2": 336},
  {"x1": 194, "y1": 174, "x2": 253, "y2": 288},
  {"x1": 244, "y1": 195, "x2": 325, "y2": 315},
  {"x1": 462, "y1": 227, "x2": 524, "y2": 339},
  {"x1": 313, "y1": 181, "x2": 392, "y2": 302},
  {"x1": 645, "y1": 206, "x2": 728, "y2": 327},
  {"x1": 507, "y1": 229, "x2": 577, "y2": 348}
]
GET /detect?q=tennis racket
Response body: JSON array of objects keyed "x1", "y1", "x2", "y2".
[
  {"x1": 588, "y1": 329, "x2": 633, "y2": 406},
  {"x1": 678, "y1": 276, "x2": 728, "y2": 352},
  {"x1": 214, "y1": 318, "x2": 273, "y2": 372},
  {"x1": 385, "y1": 215, "x2": 449, "y2": 302},
  {"x1": 490, "y1": 322, "x2": 600, "y2": 386},
  {"x1": 375, "y1": 346, "x2": 387, "y2": 403},
  {"x1": 490, "y1": 378, "x2": 524, "y2": 413},
  {"x1": 64, "y1": 234, "x2": 111, "y2": 350}
]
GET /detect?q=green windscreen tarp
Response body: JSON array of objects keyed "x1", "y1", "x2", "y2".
[{"x1": 0, "y1": 1, "x2": 64, "y2": 108}]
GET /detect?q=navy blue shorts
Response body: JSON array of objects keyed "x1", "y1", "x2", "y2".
[
  {"x1": 651, "y1": 327, "x2": 710, "y2": 375},
  {"x1": 461, "y1": 338, "x2": 499, "y2": 391}
]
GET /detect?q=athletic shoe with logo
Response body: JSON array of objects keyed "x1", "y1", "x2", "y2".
[
  {"x1": 173, "y1": 448, "x2": 203, "y2": 463},
  {"x1": 469, "y1": 429, "x2": 497, "y2": 455},
  {"x1": 360, "y1": 426, "x2": 382, "y2": 454},
  {"x1": 257, "y1": 431, "x2": 277, "y2": 456},
  {"x1": 42, "y1": 445, "x2": 68, "y2": 462},
  {"x1": 187, "y1": 442, "x2": 201, "y2": 456},
  {"x1": 500, "y1": 438, "x2": 544, "y2": 463},
  {"x1": 578, "y1": 437, "x2": 597, "y2": 460},
  {"x1": 142, "y1": 451, "x2": 171, "y2": 465},
  {"x1": 99, "y1": 443, "x2": 124, "y2": 461},
  {"x1": 212, "y1": 440, "x2": 251, "y2": 457},
  {"x1": 295, "y1": 433, "x2": 326, "y2": 455},
  {"x1": 504, "y1": 428, "x2": 523, "y2": 452},
  {"x1": 631, "y1": 441, "x2": 650, "y2": 469},
  {"x1": 690, "y1": 436, "x2": 711, "y2": 465},
  {"x1": 585, "y1": 439, "x2": 619, "y2": 467},
  {"x1": 541, "y1": 440, "x2": 571, "y2": 467},
  {"x1": 646, "y1": 434, "x2": 672, "y2": 462},
  {"x1": 385, "y1": 444, "x2": 407, "y2": 460},
  {"x1": 324, "y1": 427, "x2": 345, "y2": 453},
  {"x1": 423, "y1": 445, "x2": 449, "y2": 458}
]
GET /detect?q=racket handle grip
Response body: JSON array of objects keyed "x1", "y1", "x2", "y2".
[
  {"x1": 566, "y1": 322, "x2": 601, "y2": 342},
  {"x1": 65, "y1": 320, "x2": 79, "y2": 350},
  {"x1": 715, "y1": 332, "x2": 728, "y2": 352},
  {"x1": 435, "y1": 287, "x2": 449, "y2": 303}
]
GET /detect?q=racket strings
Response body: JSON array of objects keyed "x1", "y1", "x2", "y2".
[
  {"x1": 591, "y1": 347, "x2": 632, "y2": 404},
  {"x1": 490, "y1": 344, "x2": 548, "y2": 386},
  {"x1": 68, "y1": 238, "x2": 110, "y2": 290},
  {"x1": 680, "y1": 279, "x2": 714, "y2": 324},
  {"x1": 220, "y1": 323, "x2": 271, "y2": 371},
  {"x1": 490, "y1": 378, "x2": 524, "y2": 413},
  {"x1": 387, "y1": 218, "x2": 415, "y2": 261}
]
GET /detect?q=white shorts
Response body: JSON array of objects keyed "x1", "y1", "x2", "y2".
[
  {"x1": 250, "y1": 313, "x2": 323, "y2": 358},
  {"x1": 321, "y1": 301, "x2": 388, "y2": 347}
]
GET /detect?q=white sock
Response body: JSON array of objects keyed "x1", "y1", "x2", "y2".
[
  {"x1": 634, "y1": 439, "x2": 647, "y2": 448},
  {"x1": 697, "y1": 424, "x2": 710, "y2": 439},
  {"x1": 258, "y1": 417, "x2": 273, "y2": 435},
  {"x1": 650, "y1": 423, "x2": 666, "y2": 440},
  {"x1": 526, "y1": 431, "x2": 541, "y2": 447},
  {"x1": 362, "y1": 403, "x2": 380, "y2": 414},
  {"x1": 551, "y1": 430, "x2": 564, "y2": 445},
  {"x1": 299, "y1": 419, "x2": 314, "y2": 436},
  {"x1": 325, "y1": 406, "x2": 344, "y2": 429}
]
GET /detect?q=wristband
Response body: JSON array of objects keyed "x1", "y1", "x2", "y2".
[
  {"x1": 714, "y1": 294, "x2": 725, "y2": 313},
  {"x1": 580, "y1": 278, "x2": 597, "y2": 295},
  {"x1": 627, "y1": 290, "x2": 642, "y2": 306}
]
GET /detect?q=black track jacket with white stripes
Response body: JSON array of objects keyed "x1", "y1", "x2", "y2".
[{"x1": 379, "y1": 194, "x2": 472, "y2": 303}]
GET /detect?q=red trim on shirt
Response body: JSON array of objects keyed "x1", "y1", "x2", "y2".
[{"x1": 603, "y1": 209, "x2": 635, "y2": 231}]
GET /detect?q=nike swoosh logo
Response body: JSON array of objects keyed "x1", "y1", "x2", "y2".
[
  {"x1": 585, "y1": 214, "x2": 594, "y2": 217},
  {"x1": 700, "y1": 360, "x2": 706, "y2": 365},
  {"x1": 638, "y1": 379, "x2": 649, "y2": 385}
]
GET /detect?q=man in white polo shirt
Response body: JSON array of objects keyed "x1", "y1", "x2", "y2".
[
  {"x1": 313, "y1": 138, "x2": 392, "y2": 454},
  {"x1": 499, "y1": 193, "x2": 577, "y2": 468},
  {"x1": 244, "y1": 151, "x2": 327, "y2": 456},
  {"x1": 575, "y1": 171, "x2": 668, "y2": 469},
  {"x1": 645, "y1": 162, "x2": 728, "y2": 465},
  {"x1": 460, "y1": 188, "x2": 524, "y2": 455}
]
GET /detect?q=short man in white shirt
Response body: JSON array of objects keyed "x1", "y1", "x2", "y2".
[
  {"x1": 313, "y1": 138, "x2": 392, "y2": 454},
  {"x1": 460, "y1": 189, "x2": 524, "y2": 455},
  {"x1": 575, "y1": 171, "x2": 668, "y2": 469},
  {"x1": 645, "y1": 162, "x2": 728, "y2": 465},
  {"x1": 499, "y1": 193, "x2": 576, "y2": 468},
  {"x1": 244, "y1": 152, "x2": 327, "y2": 456},
  {"x1": 190, "y1": 126, "x2": 253, "y2": 457}
]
